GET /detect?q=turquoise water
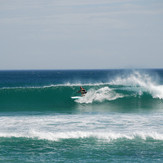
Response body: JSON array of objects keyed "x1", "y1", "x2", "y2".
[{"x1": 0, "y1": 69, "x2": 163, "y2": 162}]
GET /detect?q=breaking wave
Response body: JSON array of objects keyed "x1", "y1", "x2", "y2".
[{"x1": 0, "y1": 131, "x2": 162, "y2": 142}]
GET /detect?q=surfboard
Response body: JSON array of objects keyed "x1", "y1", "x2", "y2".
[{"x1": 71, "y1": 96, "x2": 82, "y2": 99}]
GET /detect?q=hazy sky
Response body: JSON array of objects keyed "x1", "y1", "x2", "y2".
[{"x1": 0, "y1": 0, "x2": 163, "y2": 69}]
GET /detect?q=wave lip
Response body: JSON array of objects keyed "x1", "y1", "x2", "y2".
[{"x1": 110, "y1": 71, "x2": 163, "y2": 99}]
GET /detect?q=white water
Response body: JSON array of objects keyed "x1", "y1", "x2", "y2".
[
  {"x1": 76, "y1": 87, "x2": 124, "y2": 103},
  {"x1": 0, "y1": 113, "x2": 162, "y2": 141}
]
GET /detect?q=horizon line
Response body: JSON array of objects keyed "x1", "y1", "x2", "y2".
[{"x1": 0, "y1": 68, "x2": 163, "y2": 71}]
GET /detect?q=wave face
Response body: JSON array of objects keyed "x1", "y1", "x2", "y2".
[{"x1": 0, "y1": 69, "x2": 163, "y2": 112}]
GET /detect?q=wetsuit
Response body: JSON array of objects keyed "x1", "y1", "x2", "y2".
[{"x1": 81, "y1": 89, "x2": 87, "y2": 94}]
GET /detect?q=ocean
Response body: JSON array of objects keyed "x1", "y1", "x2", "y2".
[{"x1": 0, "y1": 69, "x2": 163, "y2": 162}]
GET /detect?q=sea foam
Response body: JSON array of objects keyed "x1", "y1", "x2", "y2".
[{"x1": 0, "y1": 113, "x2": 162, "y2": 141}]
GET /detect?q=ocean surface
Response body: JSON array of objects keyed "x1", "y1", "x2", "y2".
[{"x1": 0, "y1": 69, "x2": 163, "y2": 162}]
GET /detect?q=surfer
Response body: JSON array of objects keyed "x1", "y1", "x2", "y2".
[{"x1": 78, "y1": 87, "x2": 87, "y2": 96}]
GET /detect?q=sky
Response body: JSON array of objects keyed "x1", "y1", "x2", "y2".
[{"x1": 0, "y1": 0, "x2": 163, "y2": 70}]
